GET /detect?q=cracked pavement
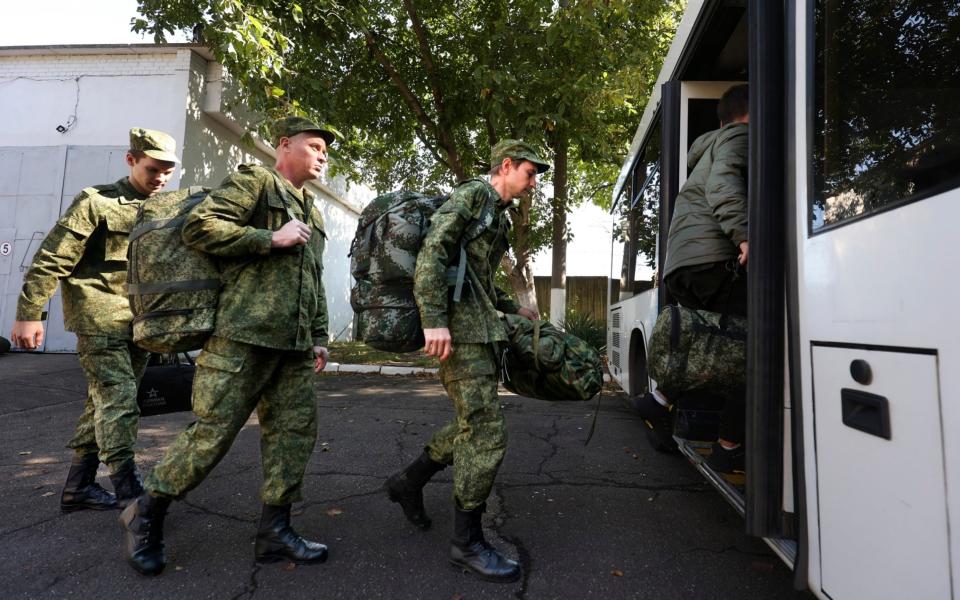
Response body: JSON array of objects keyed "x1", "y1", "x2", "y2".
[{"x1": 0, "y1": 353, "x2": 806, "y2": 599}]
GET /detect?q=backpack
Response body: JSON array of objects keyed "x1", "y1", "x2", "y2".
[
  {"x1": 349, "y1": 182, "x2": 492, "y2": 352},
  {"x1": 498, "y1": 313, "x2": 604, "y2": 401},
  {"x1": 647, "y1": 305, "x2": 747, "y2": 399},
  {"x1": 127, "y1": 186, "x2": 220, "y2": 353}
]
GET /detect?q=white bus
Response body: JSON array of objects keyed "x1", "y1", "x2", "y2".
[{"x1": 607, "y1": 0, "x2": 960, "y2": 597}]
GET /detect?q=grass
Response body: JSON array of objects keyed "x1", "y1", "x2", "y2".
[{"x1": 327, "y1": 341, "x2": 439, "y2": 368}]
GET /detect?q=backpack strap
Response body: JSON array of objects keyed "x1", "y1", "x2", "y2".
[
  {"x1": 447, "y1": 179, "x2": 497, "y2": 303},
  {"x1": 269, "y1": 171, "x2": 307, "y2": 225}
]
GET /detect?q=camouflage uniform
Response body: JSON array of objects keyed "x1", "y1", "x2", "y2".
[
  {"x1": 145, "y1": 164, "x2": 328, "y2": 505},
  {"x1": 16, "y1": 177, "x2": 152, "y2": 471},
  {"x1": 414, "y1": 179, "x2": 520, "y2": 510}
]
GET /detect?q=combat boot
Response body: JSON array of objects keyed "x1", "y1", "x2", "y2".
[
  {"x1": 384, "y1": 451, "x2": 446, "y2": 530},
  {"x1": 255, "y1": 504, "x2": 328, "y2": 565},
  {"x1": 60, "y1": 453, "x2": 117, "y2": 512},
  {"x1": 449, "y1": 503, "x2": 521, "y2": 583},
  {"x1": 109, "y1": 459, "x2": 145, "y2": 508},
  {"x1": 119, "y1": 493, "x2": 171, "y2": 576}
]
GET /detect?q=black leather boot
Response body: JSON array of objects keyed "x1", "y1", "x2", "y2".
[
  {"x1": 449, "y1": 503, "x2": 521, "y2": 583},
  {"x1": 384, "y1": 452, "x2": 446, "y2": 530},
  {"x1": 109, "y1": 459, "x2": 145, "y2": 509},
  {"x1": 60, "y1": 453, "x2": 117, "y2": 512},
  {"x1": 255, "y1": 504, "x2": 328, "y2": 565},
  {"x1": 119, "y1": 493, "x2": 171, "y2": 576}
]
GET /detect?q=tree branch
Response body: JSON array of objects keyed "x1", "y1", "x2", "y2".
[
  {"x1": 364, "y1": 29, "x2": 466, "y2": 179},
  {"x1": 400, "y1": 0, "x2": 466, "y2": 179}
]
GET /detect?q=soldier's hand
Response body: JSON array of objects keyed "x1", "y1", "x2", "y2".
[
  {"x1": 423, "y1": 328, "x2": 453, "y2": 361},
  {"x1": 517, "y1": 306, "x2": 539, "y2": 321},
  {"x1": 738, "y1": 240, "x2": 749, "y2": 266},
  {"x1": 11, "y1": 321, "x2": 44, "y2": 350},
  {"x1": 271, "y1": 219, "x2": 311, "y2": 248},
  {"x1": 313, "y1": 346, "x2": 329, "y2": 373}
]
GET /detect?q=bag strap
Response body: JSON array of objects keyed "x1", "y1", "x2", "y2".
[
  {"x1": 583, "y1": 385, "x2": 603, "y2": 445},
  {"x1": 532, "y1": 320, "x2": 542, "y2": 372},
  {"x1": 270, "y1": 172, "x2": 307, "y2": 225},
  {"x1": 452, "y1": 247, "x2": 468, "y2": 302},
  {"x1": 718, "y1": 261, "x2": 742, "y2": 331}
]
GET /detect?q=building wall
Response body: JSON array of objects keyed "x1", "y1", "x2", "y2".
[
  {"x1": 0, "y1": 50, "x2": 190, "y2": 172},
  {"x1": 0, "y1": 46, "x2": 360, "y2": 350}
]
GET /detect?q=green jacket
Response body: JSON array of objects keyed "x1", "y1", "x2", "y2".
[
  {"x1": 181, "y1": 164, "x2": 329, "y2": 351},
  {"x1": 16, "y1": 178, "x2": 149, "y2": 338},
  {"x1": 663, "y1": 122, "x2": 748, "y2": 278},
  {"x1": 414, "y1": 179, "x2": 520, "y2": 343}
]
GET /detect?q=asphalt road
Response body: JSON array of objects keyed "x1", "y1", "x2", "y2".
[{"x1": 0, "y1": 352, "x2": 806, "y2": 599}]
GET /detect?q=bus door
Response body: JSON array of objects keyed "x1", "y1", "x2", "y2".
[{"x1": 796, "y1": 2, "x2": 960, "y2": 598}]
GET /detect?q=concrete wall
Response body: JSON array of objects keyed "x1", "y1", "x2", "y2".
[
  {"x1": 0, "y1": 45, "x2": 361, "y2": 350},
  {"x1": 0, "y1": 50, "x2": 190, "y2": 182}
]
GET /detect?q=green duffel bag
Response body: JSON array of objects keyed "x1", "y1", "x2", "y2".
[
  {"x1": 647, "y1": 305, "x2": 747, "y2": 399},
  {"x1": 498, "y1": 313, "x2": 603, "y2": 401},
  {"x1": 127, "y1": 186, "x2": 219, "y2": 353}
]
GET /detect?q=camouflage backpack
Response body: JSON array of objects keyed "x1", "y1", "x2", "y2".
[
  {"x1": 498, "y1": 313, "x2": 604, "y2": 401},
  {"x1": 127, "y1": 186, "x2": 220, "y2": 353},
  {"x1": 349, "y1": 182, "x2": 492, "y2": 352},
  {"x1": 647, "y1": 305, "x2": 747, "y2": 399}
]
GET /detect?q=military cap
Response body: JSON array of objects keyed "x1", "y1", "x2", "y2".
[
  {"x1": 490, "y1": 139, "x2": 550, "y2": 174},
  {"x1": 271, "y1": 116, "x2": 336, "y2": 147},
  {"x1": 129, "y1": 128, "x2": 180, "y2": 163}
]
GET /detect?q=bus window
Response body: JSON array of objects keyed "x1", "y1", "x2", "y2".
[
  {"x1": 812, "y1": 1, "x2": 960, "y2": 232},
  {"x1": 610, "y1": 122, "x2": 661, "y2": 303}
]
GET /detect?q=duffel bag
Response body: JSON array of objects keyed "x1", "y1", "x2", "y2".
[
  {"x1": 499, "y1": 313, "x2": 603, "y2": 401},
  {"x1": 137, "y1": 353, "x2": 195, "y2": 417},
  {"x1": 647, "y1": 305, "x2": 746, "y2": 399}
]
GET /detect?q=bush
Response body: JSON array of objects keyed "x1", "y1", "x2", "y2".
[{"x1": 559, "y1": 310, "x2": 606, "y2": 354}]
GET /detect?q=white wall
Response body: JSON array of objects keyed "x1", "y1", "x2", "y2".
[
  {"x1": 0, "y1": 51, "x2": 190, "y2": 174},
  {"x1": 0, "y1": 45, "x2": 360, "y2": 350}
]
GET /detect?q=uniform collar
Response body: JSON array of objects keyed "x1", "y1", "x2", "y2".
[{"x1": 117, "y1": 177, "x2": 150, "y2": 202}]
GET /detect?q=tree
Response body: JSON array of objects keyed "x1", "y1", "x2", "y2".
[{"x1": 134, "y1": 0, "x2": 682, "y2": 316}]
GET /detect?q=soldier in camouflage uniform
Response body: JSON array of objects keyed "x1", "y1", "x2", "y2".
[
  {"x1": 120, "y1": 116, "x2": 334, "y2": 576},
  {"x1": 385, "y1": 140, "x2": 549, "y2": 583},
  {"x1": 10, "y1": 128, "x2": 179, "y2": 512}
]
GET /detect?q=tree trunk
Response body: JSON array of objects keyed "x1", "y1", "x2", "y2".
[
  {"x1": 503, "y1": 192, "x2": 540, "y2": 314},
  {"x1": 501, "y1": 254, "x2": 539, "y2": 311},
  {"x1": 549, "y1": 136, "x2": 568, "y2": 326}
]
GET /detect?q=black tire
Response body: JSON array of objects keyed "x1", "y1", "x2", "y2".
[{"x1": 0, "y1": 336, "x2": 10, "y2": 354}]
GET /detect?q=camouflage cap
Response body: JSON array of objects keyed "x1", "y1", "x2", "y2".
[
  {"x1": 490, "y1": 139, "x2": 550, "y2": 174},
  {"x1": 130, "y1": 128, "x2": 180, "y2": 164},
  {"x1": 271, "y1": 116, "x2": 336, "y2": 147}
]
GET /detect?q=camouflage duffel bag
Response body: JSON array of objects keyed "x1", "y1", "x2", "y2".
[
  {"x1": 647, "y1": 305, "x2": 747, "y2": 399},
  {"x1": 498, "y1": 313, "x2": 603, "y2": 401}
]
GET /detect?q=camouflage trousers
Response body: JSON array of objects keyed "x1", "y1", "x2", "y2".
[
  {"x1": 68, "y1": 335, "x2": 150, "y2": 473},
  {"x1": 426, "y1": 343, "x2": 506, "y2": 510},
  {"x1": 145, "y1": 336, "x2": 317, "y2": 506}
]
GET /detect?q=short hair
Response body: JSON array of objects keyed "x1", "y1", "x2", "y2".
[
  {"x1": 128, "y1": 149, "x2": 147, "y2": 161},
  {"x1": 717, "y1": 84, "x2": 749, "y2": 124},
  {"x1": 488, "y1": 157, "x2": 531, "y2": 176}
]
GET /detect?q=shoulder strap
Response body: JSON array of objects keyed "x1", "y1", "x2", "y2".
[{"x1": 269, "y1": 171, "x2": 304, "y2": 224}]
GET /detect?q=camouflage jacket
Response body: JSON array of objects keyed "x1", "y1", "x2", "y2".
[
  {"x1": 16, "y1": 178, "x2": 149, "y2": 338},
  {"x1": 414, "y1": 178, "x2": 520, "y2": 343},
  {"x1": 181, "y1": 164, "x2": 329, "y2": 351}
]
